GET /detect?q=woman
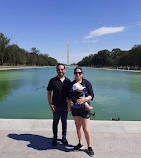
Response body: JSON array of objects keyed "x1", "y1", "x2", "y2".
[{"x1": 68, "y1": 66, "x2": 94, "y2": 157}]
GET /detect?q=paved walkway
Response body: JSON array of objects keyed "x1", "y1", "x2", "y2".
[{"x1": 0, "y1": 119, "x2": 141, "y2": 158}]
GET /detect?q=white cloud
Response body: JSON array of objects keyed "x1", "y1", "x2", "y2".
[{"x1": 85, "y1": 26, "x2": 125, "y2": 39}]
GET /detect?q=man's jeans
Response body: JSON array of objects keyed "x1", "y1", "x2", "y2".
[{"x1": 53, "y1": 107, "x2": 68, "y2": 139}]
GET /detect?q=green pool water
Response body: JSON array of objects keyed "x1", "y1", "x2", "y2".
[{"x1": 0, "y1": 67, "x2": 141, "y2": 120}]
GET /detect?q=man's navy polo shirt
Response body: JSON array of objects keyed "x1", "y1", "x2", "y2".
[{"x1": 47, "y1": 76, "x2": 71, "y2": 108}]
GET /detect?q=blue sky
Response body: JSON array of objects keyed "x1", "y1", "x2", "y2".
[{"x1": 0, "y1": 0, "x2": 141, "y2": 64}]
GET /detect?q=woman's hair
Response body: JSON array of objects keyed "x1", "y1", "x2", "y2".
[{"x1": 74, "y1": 66, "x2": 83, "y2": 73}]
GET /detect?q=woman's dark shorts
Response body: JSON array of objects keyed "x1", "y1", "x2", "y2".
[{"x1": 71, "y1": 107, "x2": 90, "y2": 119}]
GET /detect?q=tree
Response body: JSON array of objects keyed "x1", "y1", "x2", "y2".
[
  {"x1": 96, "y1": 49, "x2": 111, "y2": 66},
  {"x1": 118, "y1": 51, "x2": 129, "y2": 66},
  {"x1": 30, "y1": 47, "x2": 39, "y2": 65},
  {"x1": 128, "y1": 45, "x2": 141, "y2": 66},
  {"x1": 4, "y1": 44, "x2": 24, "y2": 65},
  {"x1": 111, "y1": 48, "x2": 123, "y2": 66},
  {"x1": 48, "y1": 57, "x2": 58, "y2": 66},
  {"x1": 0, "y1": 33, "x2": 10, "y2": 65}
]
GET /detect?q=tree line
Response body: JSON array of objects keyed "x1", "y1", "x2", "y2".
[
  {"x1": 0, "y1": 33, "x2": 58, "y2": 66},
  {"x1": 78, "y1": 45, "x2": 141, "y2": 70}
]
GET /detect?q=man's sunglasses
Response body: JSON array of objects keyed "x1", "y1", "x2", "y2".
[
  {"x1": 57, "y1": 69, "x2": 64, "y2": 71},
  {"x1": 74, "y1": 72, "x2": 82, "y2": 75}
]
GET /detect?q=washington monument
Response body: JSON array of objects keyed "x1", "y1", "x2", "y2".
[{"x1": 67, "y1": 42, "x2": 69, "y2": 65}]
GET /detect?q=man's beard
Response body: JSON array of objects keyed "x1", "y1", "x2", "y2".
[{"x1": 58, "y1": 72, "x2": 64, "y2": 77}]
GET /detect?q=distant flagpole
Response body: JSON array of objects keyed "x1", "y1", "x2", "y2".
[{"x1": 67, "y1": 42, "x2": 69, "y2": 65}]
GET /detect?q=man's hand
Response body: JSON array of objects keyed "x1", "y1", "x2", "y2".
[
  {"x1": 48, "y1": 91, "x2": 55, "y2": 112},
  {"x1": 49, "y1": 104, "x2": 56, "y2": 112},
  {"x1": 67, "y1": 99, "x2": 73, "y2": 107},
  {"x1": 67, "y1": 99, "x2": 74, "y2": 107},
  {"x1": 67, "y1": 105, "x2": 71, "y2": 112}
]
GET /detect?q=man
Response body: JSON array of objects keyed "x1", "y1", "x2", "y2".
[{"x1": 47, "y1": 63, "x2": 71, "y2": 146}]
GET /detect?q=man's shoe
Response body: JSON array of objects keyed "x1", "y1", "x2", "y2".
[
  {"x1": 73, "y1": 143, "x2": 84, "y2": 151},
  {"x1": 61, "y1": 137, "x2": 68, "y2": 146},
  {"x1": 52, "y1": 139, "x2": 57, "y2": 146},
  {"x1": 87, "y1": 147, "x2": 94, "y2": 157}
]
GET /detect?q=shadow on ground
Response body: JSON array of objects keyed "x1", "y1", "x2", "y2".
[{"x1": 8, "y1": 133, "x2": 75, "y2": 152}]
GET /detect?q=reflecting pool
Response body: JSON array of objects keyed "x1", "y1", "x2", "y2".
[{"x1": 0, "y1": 67, "x2": 141, "y2": 120}]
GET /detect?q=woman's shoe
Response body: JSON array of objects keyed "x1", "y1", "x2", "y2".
[
  {"x1": 87, "y1": 147, "x2": 94, "y2": 157},
  {"x1": 73, "y1": 143, "x2": 84, "y2": 150}
]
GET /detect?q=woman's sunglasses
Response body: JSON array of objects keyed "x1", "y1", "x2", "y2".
[{"x1": 74, "y1": 72, "x2": 82, "y2": 75}]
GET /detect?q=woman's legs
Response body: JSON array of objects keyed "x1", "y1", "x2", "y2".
[
  {"x1": 73, "y1": 116, "x2": 83, "y2": 145},
  {"x1": 81, "y1": 118, "x2": 91, "y2": 147}
]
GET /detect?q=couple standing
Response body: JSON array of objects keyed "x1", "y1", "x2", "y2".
[{"x1": 47, "y1": 63, "x2": 94, "y2": 157}]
